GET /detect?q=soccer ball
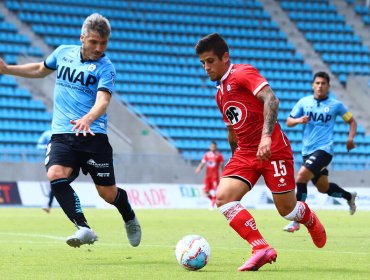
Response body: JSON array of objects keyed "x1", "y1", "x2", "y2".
[{"x1": 175, "y1": 234, "x2": 211, "y2": 271}]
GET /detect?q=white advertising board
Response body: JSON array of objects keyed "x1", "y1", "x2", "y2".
[{"x1": 14, "y1": 181, "x2": 370, "y2": 210}]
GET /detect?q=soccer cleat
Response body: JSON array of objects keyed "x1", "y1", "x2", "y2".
[
  {"x1": 347, "y1": 192, "x2": 357, "y2": 215},
  {"x1": 238, "y1": 246, "x2": 277, "y2": 271},
  {"x1": 66, "y1": 226, "x2": 98, "y2": 248},
  {"x1": 125, "y1": 217, "x2": 142, "y2": 247},
  {"x1": 305, "y1": 212, "x2": 326, "y2": 248},
  {"x1": 283, "y1": 221, "x2": 300, "y2": 232}
]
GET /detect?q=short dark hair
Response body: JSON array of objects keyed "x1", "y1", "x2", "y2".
[
  {"x1": 211, "y1": 141, "x2": 217, "y2": 146},
  {"x1": 194, "y1": 33, "x2": 229, "y2": 60},
  {"x1": 313, "y1": 71, "x2": 330, "y2": 84}
]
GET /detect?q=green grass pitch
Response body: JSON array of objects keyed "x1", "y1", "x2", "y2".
[{"x1": 0, "y1": 208, "x2": 369, "y2": 280}]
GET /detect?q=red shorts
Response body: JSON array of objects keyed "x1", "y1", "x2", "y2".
[
  {"x1": 222, "y1": 147, "x2": 295, "y2": 194},
  {"x1": 204, "y1": 176, "x2": 219, "y2": 193}
]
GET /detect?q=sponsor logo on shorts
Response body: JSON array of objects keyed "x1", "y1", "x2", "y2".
[
  {"x1": 97, "y1": 173, "x2": 110, "y2": 177},
  {"x1": 278, "y1": 177, "x2": 287, "y2": 187},
  {"x1": 87, "y1": 159, "x2": 109, "y2": 168}
]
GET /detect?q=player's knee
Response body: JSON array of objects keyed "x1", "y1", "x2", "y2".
[
  {"x1": 97, "y1": 185, "x2": 116, "y2": 203},
  {"x1": 47, "y1": 165, "x2": 73, "y2": 181},
  {"x1": 47, "y1": 169, "x2": 65, "y2": 181},
  {"x1": 215, "y1": 193, "x2": 233, "y2": 208},
  {"x1": 295, "y1": 173, "x2": 306, "y2": 183}
]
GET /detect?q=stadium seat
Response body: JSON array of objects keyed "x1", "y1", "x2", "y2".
[{"x1": 1, "y1": 0, "x2": 370, "y2": 169}]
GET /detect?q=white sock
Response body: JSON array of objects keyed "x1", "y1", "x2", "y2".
[
  {"x1": 218, "y1": 201, "x2": 244, "y2": 222},
  {"x1": 284, "y1": 201, "x2": 306, "y2": 222}
]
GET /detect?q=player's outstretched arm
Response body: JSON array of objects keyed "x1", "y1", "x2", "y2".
[
  {"x1": 195, "y1": 162, "x2": 205, "y2": 174},
  {"x1": 256, "y1": 85, "x2": 279, "y2": 137},
  {"x1": 346, "y1": 117, "x2": 357, "y2": 151},
  {"x1": 256, "y1": 85, "x2": 279, "y2": 160},
  {"x1": 227, "y1": 126, "x2": 237, "y2": 155},
  {"x1": 0, "y1": 58, "x2": 53, "y2": 78},
  {"x1": 71, "y1": 90, "x2": 111, "y2": 136},
  {"x1": 286, "y1": 115, "x2": 310, "y2": 127}
]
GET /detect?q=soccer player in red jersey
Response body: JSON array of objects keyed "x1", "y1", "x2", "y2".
[
  {"x1": 195, "y1": 141, "x2": 224, "y2": 209},
  {"x1": 195, "y1": 33, "x2": 326, "y2": 271}
]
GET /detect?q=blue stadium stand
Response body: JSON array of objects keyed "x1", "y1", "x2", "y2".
[
  {"x1": 3, "y1": 0, "x2": 370, "y2": 170},
  {"x1": 0, "y1": 12, "x2": 51, "y2": 162},
  {"x1": 353, "y1": 3, "x2": 370, "y2": 25},
  {"x1": 280, "y1": 0, "x2": 370, "y2": 85}
]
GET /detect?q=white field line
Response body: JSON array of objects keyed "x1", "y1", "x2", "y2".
[{"x1": 0, "y1": 232, "x2": 369, "y2": 256}]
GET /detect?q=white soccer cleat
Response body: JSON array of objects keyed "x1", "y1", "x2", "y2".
[
  {"x1": 347, "y1": 192, "x2": 357, "y2": 215},
  {"x1": 283, "y1": 221, "x2": 300, "y2": 233},
  {"x1": 125, "y1": 217, "x2": 142, "y2": 247},
  {"x1": 66, "y1": 226, "x2": 98, "y2": 248}
]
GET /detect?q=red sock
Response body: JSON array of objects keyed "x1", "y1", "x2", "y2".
[
  {"x1": 222, "y1": 203, "x2": 268, "y2": 250},
  {"x1": 296, "y1": 201, "x2": 312, "y2": 225}
]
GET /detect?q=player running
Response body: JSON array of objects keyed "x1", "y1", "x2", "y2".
[
  {"x1": 283, "y1": 71, "x2": 357, "y2": 233},
  {"x1": 195, "y1": 141, "x2": 224, "y2": 209},
  {"x1": 0, "y1": 13, "x2": 141, "y2": 248},
  {"x1": 195, "y1": 33, "x2": 326, "y2": 271},
  {"x1": 37, "y1": 128, "x2": 54, "y2": 213}
]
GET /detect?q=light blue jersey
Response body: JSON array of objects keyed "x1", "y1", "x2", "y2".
[
  {"x1": 289, "y1": 95, "x2": 352, "y2": 156},
  {"x1": 44, "y1": 45, "x2": 116, "y2": 134}
]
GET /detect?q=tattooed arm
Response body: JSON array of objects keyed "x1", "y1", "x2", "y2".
[
  {"x1": 227, "y1": 125, "x2": 238, "y2": 155},
  {"x1": 256, "y1": 85, "x2": 279, "y2": 161}
]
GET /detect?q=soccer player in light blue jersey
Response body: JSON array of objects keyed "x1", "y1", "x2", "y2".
[
  {"x1": 283, "y1": 72, "x2": 358, "y2": 233},
  {"x1": 0, "y1": 13, "x2": 141, "y2": 247},
  {"x1": 36, "y1": 128, "x2": 54, "y2": 213}
]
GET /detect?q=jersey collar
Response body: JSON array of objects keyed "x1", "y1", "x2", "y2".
[
  {"x1": 313, "y1": 95, "x2": 329, "y2": 107},
  {"x1": 216, "y1": 64, "x2": 233, "y2": 89},
  {"x1": 313, "y1": 96, "x2": 329, "y2": 102},
  {"x1": 220, "y1": 64, "x2": 234, "y2": 83}
]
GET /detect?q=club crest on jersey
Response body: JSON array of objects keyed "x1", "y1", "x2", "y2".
[
  {"x1": 227, "y1": 84, "x2": 231, "y2": 91},
  {"x1": 324, "y1": 106, "x2": 330, "y2": 113},
  {"x1": 87, "y1": 63, "x2": 96, "y2": 72},
  {"x1": 223, "y1": 101, "x2": 247, "y2": 129}
]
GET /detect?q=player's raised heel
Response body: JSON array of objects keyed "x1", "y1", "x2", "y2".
[
  {"x1": 283, "y1": 221, "x2": 300, "y2": 232},
  {"x1": 66, "y1": 226, "x2": 98, "y2": 248},
  {"x1": 238, "y1": 246, "x2": 277, "y2": 271},
  {"x1": 305, "y1": 212, "x2": 326, "y2": 248},
  {"x1": 125, "y1": 217, "x2": 142, "y2": 247}
]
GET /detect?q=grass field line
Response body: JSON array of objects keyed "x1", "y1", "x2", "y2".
[
  {"x1": 0, "y1": 231, "x2": 66, "y2": 240},
  {"x1": 0, "y1": 231, "x2": 368, "y2": 256}
]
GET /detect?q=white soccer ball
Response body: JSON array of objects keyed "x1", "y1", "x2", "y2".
[{"x1": 175, "y1": 234, "x2": 211, "y2": 271}]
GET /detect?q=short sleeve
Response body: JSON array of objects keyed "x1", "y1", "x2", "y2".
[
  {"x1": 98, "y1": 63, "x2": 116, "y2": 94},
  {"x1": 236, "y1": 65, "x2": 268, "y2": 96},
  {"x1": 44, "y1": 45, "x2": 64, "y2": 70},
  {"x1": 338, "y1": 102, "x2": 352, "y2": 122},
  {"x1": 289, "y1": 99, "x2": 304, "y2": 118}
]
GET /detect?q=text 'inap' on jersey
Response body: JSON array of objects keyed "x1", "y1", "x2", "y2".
[
  {"x1": 306, "y1": 111, "x2": 332, "y2": 123},
  {"x1": 223, "y1": 101, "x2": 247, "y2": 129},
  {"x1": 57, "y1": 65, "x2": 97, "y2": 87}
]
